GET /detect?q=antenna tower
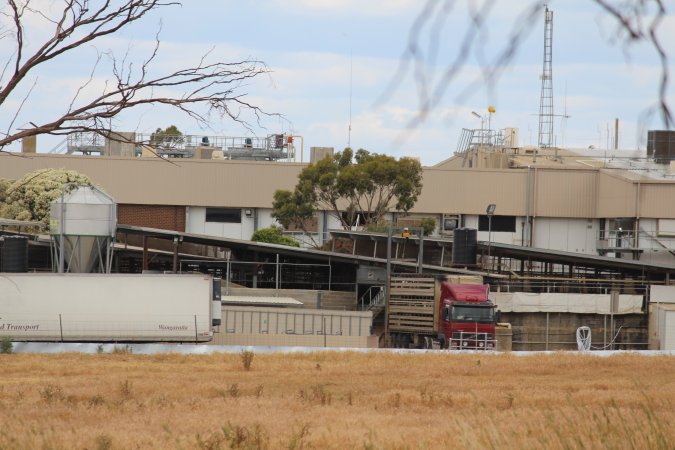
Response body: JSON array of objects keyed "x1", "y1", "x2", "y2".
[{"x1": 538, "y1": 5, "x2": 554, "y2": 148}]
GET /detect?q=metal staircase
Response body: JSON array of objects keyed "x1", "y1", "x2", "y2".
[{"x1": 359, "y1": 286, "x2": 386, "y2": 316}]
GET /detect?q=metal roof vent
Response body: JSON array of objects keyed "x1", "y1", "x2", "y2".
[{"x1": 50, "y1": 185, "x2": 117, "y2": 273}]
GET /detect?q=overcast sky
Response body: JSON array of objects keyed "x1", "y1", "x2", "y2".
[{"x1": 1, "y1": 0, "x2": 673, "y2": 165}]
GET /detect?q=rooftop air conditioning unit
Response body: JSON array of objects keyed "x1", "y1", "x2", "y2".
[{"x1": 441, "y1": 215, "x2": 460, "y2": 235}]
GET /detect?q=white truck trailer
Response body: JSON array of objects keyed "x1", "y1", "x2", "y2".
[{"x1": 0, "y1": 273, "x2": 221, "y2": 343}]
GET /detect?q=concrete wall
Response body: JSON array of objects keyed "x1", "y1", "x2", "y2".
[
  {"x1": 186, "y1": 206, "x2": 282, "y2": 240},
  {"x1": 223, "y1": 287, "x2": 356, "y2": 310},
  {"x1": 211, "y1": 304, "x2": 374, "y2": 348},
  {"x1": 532, "y1": 217, "x2": 599, "y2": 254},
  {"x1": 660, "y1": 308, "x2": 675, "y2": 350},
  {"x1": 104, "y1": 132, "x2": 135, "y2": 157},
  {"x1": 211, "y1": 332, "x2": 376, "y2": 348},
  {"x1": 502, "y1": 312, "x2": 648, "y2": 351},
  {"x1": 644, "y1": 285, "x2": 674, "y2": 350}
]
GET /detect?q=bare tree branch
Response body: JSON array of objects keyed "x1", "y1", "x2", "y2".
[
  {"x1": 0, "y1": 1, "x2": 277, "y2": 153},
  {"x1": 4, "y1": 77, "x2": 36, "y2": 139},
  {"x1": 380, "y1": 0, "x2": 672, "y2": 144},
  {"x1": 594, "y1": 0, "x2": 671, "y2": 128}
]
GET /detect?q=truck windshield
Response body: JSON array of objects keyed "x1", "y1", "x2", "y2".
[{"x1": 451, "y1": 305, "x2": 494, "y2": 323}]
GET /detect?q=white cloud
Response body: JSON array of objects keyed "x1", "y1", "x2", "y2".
[{"x1": 270, "y1": 0, "x2": 418, "y2": 17}]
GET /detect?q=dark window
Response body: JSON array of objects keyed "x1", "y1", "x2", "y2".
[
  {"x1": 206, "y1": 208, "x2": 241, "y2": 223},
  {"x1": 451, "y1": 305, "x2": 495, "y2": 323},
  {"x1": 478, "y1": 215, "x2": 516, "y2": 232}
]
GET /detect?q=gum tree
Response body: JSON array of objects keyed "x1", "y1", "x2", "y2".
[{"x1": 273, "y1": 148, "x2": 423, "y2": 233}]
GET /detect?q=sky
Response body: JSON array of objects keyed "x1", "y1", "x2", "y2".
[{"x1": 1, "y1": 0, "x2": 674, "y2": 166}]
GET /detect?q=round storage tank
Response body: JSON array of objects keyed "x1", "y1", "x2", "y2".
[
  {"x1": 1, "y1": 236, "x2": 29, "y2": 272},
  {"x1": 50, "y1": 185, "x2": 117, "y2": 273},
  {"x1": 452, "y1": 228, "x2": 477, "y2": 266}
]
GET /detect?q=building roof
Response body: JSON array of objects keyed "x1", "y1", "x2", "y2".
[
  {"x1": 116, "y1": 223, "x2": 495, "y2": 277},
  {"x1": 330, "y1": 229, "x2": 675, "y2": 277}
]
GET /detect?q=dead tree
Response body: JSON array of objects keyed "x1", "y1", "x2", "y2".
[{"x1": 0, "y1": 0, "x2": 274, "y2": 152}]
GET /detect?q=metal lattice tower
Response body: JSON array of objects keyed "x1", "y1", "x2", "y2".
[{"x1": 538, "y1": 5, "x2": 554, "y2": 148}]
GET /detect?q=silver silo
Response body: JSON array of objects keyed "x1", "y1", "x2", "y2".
[{"x1": 50, "y1": 185, "x2": 117, "y2": 273}]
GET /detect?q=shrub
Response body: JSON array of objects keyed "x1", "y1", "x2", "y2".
[
  {"x1": 365, "y1": 218, "x2": 436, "y2": 236},
  {"x1": 420, "y1": 217, "x2": 436, "y2": 236},
  {"x1": 95, "y1": 434, "x2": 113, "y2": 450},
  {"x1": 228, "y1": 383, "x2": 240, "y2": 398},
  {"x1": 251, "y1": 226, "x2": 300, "y2": 247},
  {"x1": 240, "y1": 350, "x2": 254, "y2": 371},
  {"x1": 39, "y1": 384, "x2": 64, "y2": 403},
  {"x1": 1, "y1": 337, "x2": 13, "y2": 354},
  {"x1": 119, "y1": 380, "x2": 133, "y2": 399},
  {"x1": 111, "y1": 344, "x2": 133, "y2": 354},
  {"x1": 364, "y1": 220, "x2": 391, "y2": 233},
  {"x1": 0, "y1": 168, "x2": 92, "y2": 226}
]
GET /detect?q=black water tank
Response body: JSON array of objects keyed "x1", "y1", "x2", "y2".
[
  {"x1": 1, "y1": 236, "x2": 29, "y2": 272},
  {"x1": 647, "y1": 130, "x2": 675, "y2": 164},
  {"x1": 452, "y1": 228, "x2": 477, "y2": 266},
  {"x1": 212, "y1": 277, "x2": 222, "y2": 326}
]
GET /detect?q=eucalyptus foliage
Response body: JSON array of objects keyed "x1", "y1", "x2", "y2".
[{"x1": 273, "y1": 148, "x2": 423, "y2": 231}]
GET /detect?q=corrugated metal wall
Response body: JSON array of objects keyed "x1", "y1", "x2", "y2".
[
  {"x1": 596, "y1": 171, "x2": 637, "y2": 217},
  {"x1": 640, "y1": 184, "x2": 675, "y2": 218},
  {"x1": 2, "y1": 153, "x2": 675, "y2": 219},
  {"x1": 533, "y1": 169, "x2": 596, "y2": 218},
  {"x1": 419, "y1": 169, "x2": 527, "y2": 215}
]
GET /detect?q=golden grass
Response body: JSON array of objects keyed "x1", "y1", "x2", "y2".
[{"x1": 0, "y1": 351, "x2": 673, "y2": 449}]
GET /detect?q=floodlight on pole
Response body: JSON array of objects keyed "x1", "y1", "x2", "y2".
[
  {"x1": 471, "y1": 111, "x2": 484, "y2": 144},
  {"x1": 487, "y1": 106, "x2": 496, "y2": 142}
]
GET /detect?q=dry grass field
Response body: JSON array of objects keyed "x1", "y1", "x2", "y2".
[{"x1": 0, "y1": 350, "x2": 673, "y2": 449}]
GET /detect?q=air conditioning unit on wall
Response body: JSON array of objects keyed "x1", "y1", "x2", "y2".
[{"x1": 441, "y1": 215, "x2": 460, "y2": 235}]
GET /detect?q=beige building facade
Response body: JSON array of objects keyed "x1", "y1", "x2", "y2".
[{"x1": 2, "y1": 145, "x2": 675, "y2": 264}]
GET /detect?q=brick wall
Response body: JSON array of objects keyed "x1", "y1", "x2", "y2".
[{"x1": 118, "y1": 204, "x2": 186, "y2": 231}]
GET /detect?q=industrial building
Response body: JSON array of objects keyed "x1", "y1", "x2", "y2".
[
  {"x1": 2, "y1": 130, "x2": 675, "y2": 350},
  {"x1": 4, "y1": 131, "x2": 675, "y2": 266}
]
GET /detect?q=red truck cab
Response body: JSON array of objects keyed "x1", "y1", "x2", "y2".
[{"x1": 439, "y1": 282, "x2": 498, "y2": 350}]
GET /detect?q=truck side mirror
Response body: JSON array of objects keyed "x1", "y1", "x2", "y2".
[{"x1": 495, "y1": 310, "x2": 501, "y2": 323}]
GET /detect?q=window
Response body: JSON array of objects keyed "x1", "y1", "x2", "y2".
[
  {"x1": 478, "y1": 215, "x2": 516, "y2": 232},
  {"x1": 442, "y1": 215, "x2": 459, "y2": 232},
  {"x1": 451, "y1": 306, "x2": 494, "y2": 323},
  {"x1": 206, "y1": 208, "x2": 241, "y2": 223}
]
